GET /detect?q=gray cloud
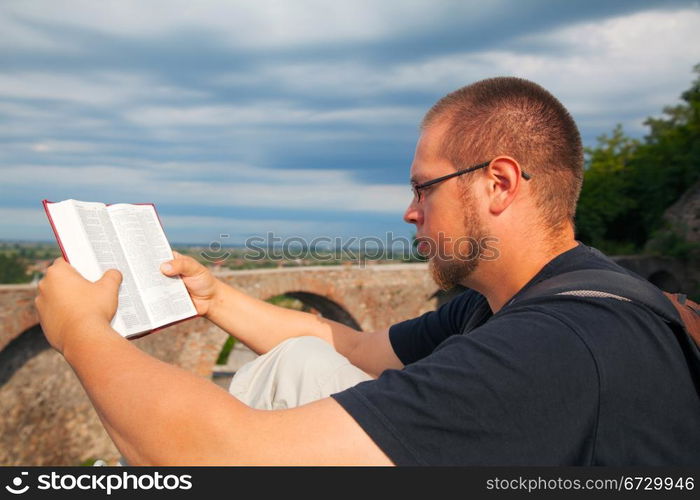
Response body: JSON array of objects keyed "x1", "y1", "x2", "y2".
[{"x1": 1, "y1": 0, "x2": 698, "y2": 242}]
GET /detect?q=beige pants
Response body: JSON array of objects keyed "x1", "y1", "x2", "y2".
[{"x1": 228, "y1": 336, "x2": 374, "y2": 409}]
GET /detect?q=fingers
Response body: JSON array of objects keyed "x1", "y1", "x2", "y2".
[{"x1": 45, "y1": 257, "x2": 74, "y2": 279}]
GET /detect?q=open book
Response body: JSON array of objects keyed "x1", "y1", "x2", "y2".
[{"x1": 43, "y1": 199, "x2": 197, "y2": 338}]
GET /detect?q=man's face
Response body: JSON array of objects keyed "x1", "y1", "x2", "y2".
[{"x1": 404, "y1": 122, "x2": 488, "y2": 290}]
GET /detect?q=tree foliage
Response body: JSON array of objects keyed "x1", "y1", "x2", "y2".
[
  {"x1": 0, "y1": 254, "x2": 30, "y2": 284},
  {"x1": 575, "y1": 64, "x2": 700, "y2": 253}
]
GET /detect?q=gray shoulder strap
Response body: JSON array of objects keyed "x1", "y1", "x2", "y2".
[{"x1": 510, "y1": 269, "x2": 681, "y2": 326}]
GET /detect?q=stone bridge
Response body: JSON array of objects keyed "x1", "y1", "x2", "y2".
[
  {"x1": 0, "y1": 263, "x2": 442, "y2": 465},
  {"x1": 0, "y1": 257, "x2": 693, "y2": 465},
  {"x1": 0, "y1": 263, "x2": 439, "y2": 363}
]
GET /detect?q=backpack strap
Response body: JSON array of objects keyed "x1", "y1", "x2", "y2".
[
  {"x1": 511, "y1": 269, "x2": 682, "y2": 326},
  {"x1": 507, "y1": 269, "x2": 700, "y2": 392}
]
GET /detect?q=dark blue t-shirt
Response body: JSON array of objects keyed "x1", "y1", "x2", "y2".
[{"x1": 331, "y1": 243, "x2": 700, "y2": 465}]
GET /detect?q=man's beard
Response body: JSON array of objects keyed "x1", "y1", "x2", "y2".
[{"x1": 429, "y1": 191, "x2": 486, "y2": 291}]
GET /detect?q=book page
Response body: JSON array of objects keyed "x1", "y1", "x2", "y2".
[
  {"x1": 107, "y1": 204, "x2": 196, "y2": 327},
  {"x1": 45, "y1": 200, "x2": 103, "y2": 282},
  {"x1": 72, "y1": 201, "x2": 152, "y2": 336}
]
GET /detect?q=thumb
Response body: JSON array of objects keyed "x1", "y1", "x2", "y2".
[
  {"x1": 161, "y1": 254, "x2": 201, "y2": 277},
  {"x1": 161, "y1": 251, "x2": 183, "y2": 275},
  {"x1": 160, "y1": 260, "x2": 177, "y2": 276},
  {"x1": 98, "y1": 268, "x2": 123, "y2": 290}
]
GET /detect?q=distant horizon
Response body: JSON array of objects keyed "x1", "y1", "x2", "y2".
[{"x1": 0, "y1": 238, "x2": 420, "y2": 252}]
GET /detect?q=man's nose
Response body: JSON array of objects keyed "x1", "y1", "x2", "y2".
[{"x1": 403, "y1": 199, "x2": 421, "y2": 225}]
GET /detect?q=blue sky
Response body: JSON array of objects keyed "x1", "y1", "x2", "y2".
[{"x1": 1, "y1": 0, "x2": 699, "y2": 245}]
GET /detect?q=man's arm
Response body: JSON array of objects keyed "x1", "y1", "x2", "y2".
[
  {"x1": 35, "y1": 259, "x2": 393, "y2": 465},
  {"x1": 162, "y1": 254, "x2": 403, "y2": 377}
]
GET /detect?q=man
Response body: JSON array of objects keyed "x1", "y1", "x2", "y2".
[{"x1": 36, "y1": 77, "x2": 700, "y2": 465}]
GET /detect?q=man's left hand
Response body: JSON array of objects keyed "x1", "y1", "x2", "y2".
[{"x1": 35, "y1": 258, "x2": 123, "y2": 355}]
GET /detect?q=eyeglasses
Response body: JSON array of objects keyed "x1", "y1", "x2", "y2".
[{"x1": 410, "y1": 159, "x2": 532, "y2": 204}]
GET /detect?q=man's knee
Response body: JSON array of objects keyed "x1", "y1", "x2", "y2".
[
  {"x1": 230, "y1": 336, "x2": 371, "y2": 409},
  {"x1": 275, "y1": 336, "x2": 347, "y2": 379}
]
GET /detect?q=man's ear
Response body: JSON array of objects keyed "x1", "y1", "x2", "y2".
[{"x1": 485, "y1": 156, "x2": 524, "y2": 215}]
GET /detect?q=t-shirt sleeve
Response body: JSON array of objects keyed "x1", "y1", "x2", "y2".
[
  {"x1": 389, "y1": 290, "x2": 484, "y2": 365},
  {"x1": 332, "y1": 307, "x2": 599, "y2": 465}
]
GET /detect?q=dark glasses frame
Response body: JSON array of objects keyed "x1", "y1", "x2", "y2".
[{"x1": 411, "y1": 159, "x2": 531, "y2": 203}]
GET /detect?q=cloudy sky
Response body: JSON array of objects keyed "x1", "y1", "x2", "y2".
[{"x1": 1, "y1": 0, "x2": 699, "y2": 245}]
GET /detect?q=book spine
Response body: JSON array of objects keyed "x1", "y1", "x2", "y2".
[{"x1": 41, "y1": 199, "x2": 71, "y2": 264}]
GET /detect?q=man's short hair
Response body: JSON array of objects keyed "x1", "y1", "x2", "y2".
[{"x1": 423, "y1": 77, "x2": 584, "y2": 231}]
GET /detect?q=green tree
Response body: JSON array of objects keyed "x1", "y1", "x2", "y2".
[
  {"x1": 0, "y1": 254, "x2": 31, "y2": 284},
  {"x1": 576, "y1": 125, "x2": 639, "y2": 252},
  {"x1": 627, "y1": 63, "x2": 700, "y2": 239},
  {"x1": 576, "y1": 63, "x2": 700, "y2": 252}
]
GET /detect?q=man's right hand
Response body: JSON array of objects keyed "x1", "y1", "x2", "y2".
[
  {"x1": 160, "y1": 252, "x2": 220, "y2": 317},
  {"x1": 159, "y1": 252, "x2": 403, "y2": 374}
]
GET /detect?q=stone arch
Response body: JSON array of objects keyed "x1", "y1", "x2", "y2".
[
  {"x1": 0, "y1": 323, "x2": 48, "y2": 388},
  {"x1": 210, "y1": 290, "x2": 362, "y2": 388},
  {"x1": 0, "y1": 285, "x2": 40, "y2": 353},
  {"x1": 0, "y1": 322, "x2": 119, "y2": 465},
  {"x1": 647, "y1": 270, "x2": 682, "y2": 292},
  {"x1": 282, "y1": 291, "x2": 362, "y2": 330}
]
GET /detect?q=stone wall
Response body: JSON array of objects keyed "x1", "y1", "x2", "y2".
[{"x1": 663, "y1": 180, "x2": 700, "y2": 244}]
